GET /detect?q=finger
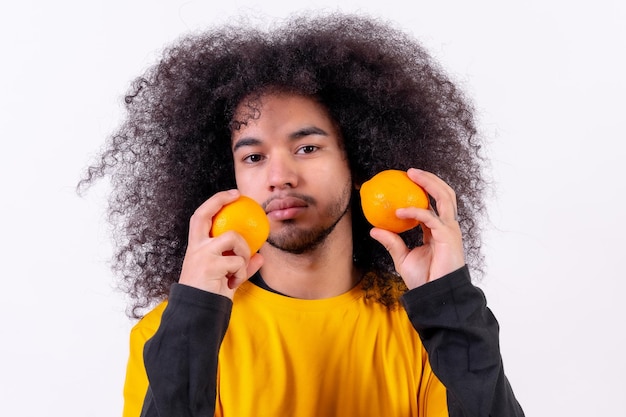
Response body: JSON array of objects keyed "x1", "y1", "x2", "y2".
[
  {"x1": 180, "y1": 231, "x2": 254, "y2": 295},
  {"x1": 220, "y1": 254, "x2": 248, "y2": 278},
  {"x1": 421, "y1": 221, "x2": 433, "y2": 244},
  {"x1": 397, "y1": 206, "x2": 456, "y2": 244},
  {"x1": 226, "y1": 253, "x2": 264, "y2": 290},
  {"x1": 396, "y1": 206, "x2": 438, "y2": 228},
  {"x1": 212, "y1": 232, "x2": 261, "y2": 285},
  {"x1": 207, "y1": 230, "x2": 255, "y2": 263},
  {"x1": 396, "y1": 206, "x2": 454, "y2": 239},
  {"x1": 407, "y1": 168, "x2": 458, "y2": 223},
  {"x1": 369, "y1": 227, "x2": 410, "y2": 271},
  {"x1": 188, "y1": 189, "x2": 240, "y2": 244}
]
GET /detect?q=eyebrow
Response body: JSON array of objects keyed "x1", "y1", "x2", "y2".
[
  {"x1": 232, "y1": 126, "x2": 329, "y2": 152},
  {"x1": 290, "y1": 126, "x2": 328, "y2": 139},
  {"x1": 232, "y1": 137, "x2": 262, "y2": 152}
]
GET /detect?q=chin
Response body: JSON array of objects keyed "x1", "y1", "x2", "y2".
[{"x1": 267, "y1": 224, "x2": 333, "y2": 254}]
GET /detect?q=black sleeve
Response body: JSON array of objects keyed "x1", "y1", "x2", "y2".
[
  {"x1": 140, "y1": 283, "x2": 233, "y2": 417},
  {"x1": 401, "y1": 266, "x2": 525, "y2": 417}
]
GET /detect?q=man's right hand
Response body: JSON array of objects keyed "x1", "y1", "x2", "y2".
[{"x1": 178, "y1": 189, "x2": 264, "y2": 299}]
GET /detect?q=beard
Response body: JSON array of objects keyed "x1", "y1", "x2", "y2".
[{"x1": 266, "y1": 182, "x2": 352, "y2": 254}]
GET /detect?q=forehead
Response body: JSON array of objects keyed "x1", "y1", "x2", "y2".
[{"x1": 231, "y1": 92, "x2": 339, "y2": 137}]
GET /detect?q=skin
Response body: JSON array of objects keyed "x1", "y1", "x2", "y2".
[{"x1": 179, "y1": 93, "x2": 466, "y2": 300}]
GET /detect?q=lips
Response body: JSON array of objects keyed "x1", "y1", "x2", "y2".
[
  {"x1": 265, "y1": 197, "x2": 309, "y2": 212},
  {"x1": 264, "y1": 196, "x2": 309, "y2": 220}
]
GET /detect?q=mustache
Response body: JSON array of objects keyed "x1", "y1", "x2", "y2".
[{"x1": 261, "y1": 192, "x2": 317, "y2": 210}]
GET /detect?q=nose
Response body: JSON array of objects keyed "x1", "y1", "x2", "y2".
[{"x1": 267, "y1": 152, "x2": 298, "y2": 191}]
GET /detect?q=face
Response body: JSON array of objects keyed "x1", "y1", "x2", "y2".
[{"x1": 231, "y1": 92, "x2": 353, "y2": 254}]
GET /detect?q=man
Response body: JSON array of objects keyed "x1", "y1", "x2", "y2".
[{"x1": 82, "y1": 13, "x2": 524, "y2": 417}]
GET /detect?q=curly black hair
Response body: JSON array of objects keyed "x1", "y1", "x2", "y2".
[{"x1": 79, "y1": 13, "x2": 487, "y2": 317}]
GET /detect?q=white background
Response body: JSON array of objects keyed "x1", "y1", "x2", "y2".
[{"x1": 1, "y1": 0, "x2": 624, "y2": 416}]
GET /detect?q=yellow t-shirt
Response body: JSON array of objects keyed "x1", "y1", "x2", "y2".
[
  {"x1": 122, "y1": 301, "x2": 167, "y2": 417},
  {"x1": 123, "y1": 281, "x2": 448, "y2": 417}
]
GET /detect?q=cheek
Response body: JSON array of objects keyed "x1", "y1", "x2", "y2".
[
  {"x1": 325, "y1": 158, "x2": 352, "y2": 185},
  {"x1": 234, "y1": 170, "x2": 262, "y2": 197},
  {"x1": 314, "y1": 161, "x2": 352, "y2": 195}
]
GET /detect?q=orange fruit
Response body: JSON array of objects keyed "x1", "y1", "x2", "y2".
[
  {"x1": 359, "y1": 170, "x2": 429, "y2": 233},
  {"x1": 210, "y1": 196, "x2": 270, "y2": 254}
]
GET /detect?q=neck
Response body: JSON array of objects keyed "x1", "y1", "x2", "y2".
[{"x1": 258, "y1": 216, "x2": 359, "y2": 299}]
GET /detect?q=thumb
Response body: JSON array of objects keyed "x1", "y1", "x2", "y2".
[
  {"x1": 369, "y1": 228, "x2": 409, "y2": 269},
  {"x1": 246, "y1": 253, "x2": 264, "y2": 278}
]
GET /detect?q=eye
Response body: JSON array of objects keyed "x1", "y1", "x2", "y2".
[
  {"x1": 296, "y1": 145, "x2": 319, "y2": 155},
  {"x1": 243, "y1": 153, "x2": 265, "y2": 163}
]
